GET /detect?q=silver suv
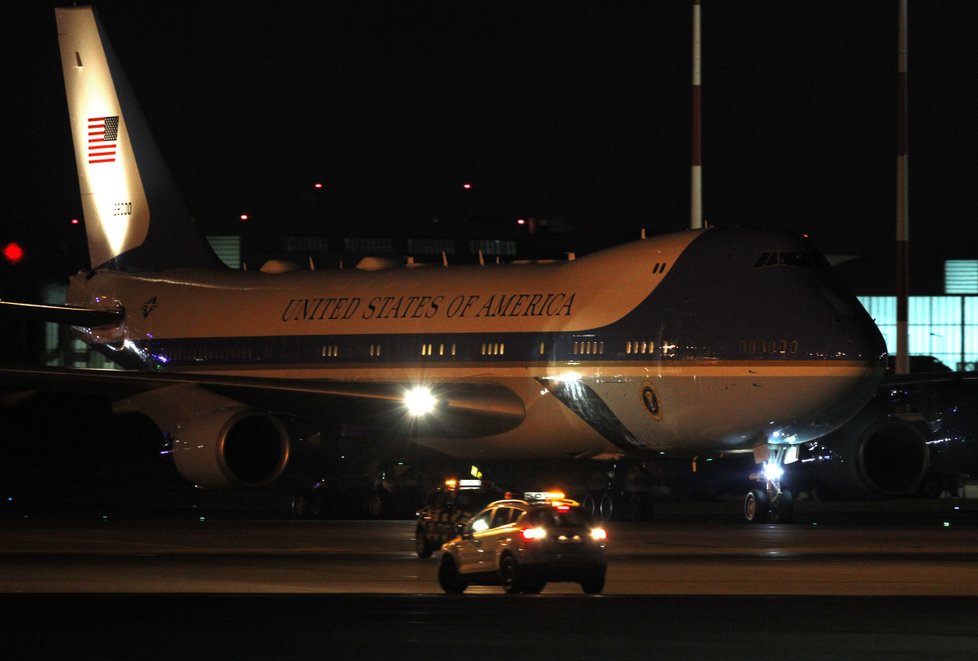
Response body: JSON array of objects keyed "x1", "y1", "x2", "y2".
[{"x1": 437, "y1": 493, "x2": 608, "y2": 594}]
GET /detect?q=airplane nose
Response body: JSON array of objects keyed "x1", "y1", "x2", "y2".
[{"x1": 816, "y1": 278, "x2": 888, "y2": 371}]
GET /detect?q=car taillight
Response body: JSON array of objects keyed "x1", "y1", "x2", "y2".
[
  {"x1": 521, "y1": 527, "x2": 547, "y2": 541},
  {"x1": 590, "y1": 528, "x2": 607, "y2": 541}
]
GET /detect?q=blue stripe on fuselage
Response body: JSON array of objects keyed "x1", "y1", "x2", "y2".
[{"x1": 108, "y1": 228, "x2": 884, "y2": 373}]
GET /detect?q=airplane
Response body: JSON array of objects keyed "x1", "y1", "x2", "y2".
[{"x1": 1, "y1": 5, "x2": 896, "y2": 523}]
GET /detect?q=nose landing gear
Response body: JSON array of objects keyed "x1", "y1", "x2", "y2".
[{"x1": 744, "y1": 445, "x2": 795, "y2": 524}]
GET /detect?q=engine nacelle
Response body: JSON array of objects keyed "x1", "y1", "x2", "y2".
[
  {"x1": 114, "y1": 384, "x2": 290, "y2": 490},
  {"x1": 170, "y1": 407, "x2": 290, "y2": 489},
  {"x1": 796, "y1": 401, "x2": 928, "y2": 499}
]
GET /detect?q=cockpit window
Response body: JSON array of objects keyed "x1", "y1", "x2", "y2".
[{"x1": 753, "y1": 251, "x2": 827, "y2": 269}]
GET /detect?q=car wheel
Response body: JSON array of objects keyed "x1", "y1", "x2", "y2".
[
  {"x1": 580, "y1": 568, "x2": 605, "y2": 594},
  {"x1": 438, "y1": 555, "x2": 466, "y2": 594},
  {"x1": 500, "y1": 554, "x2": 525, "y2": 594}
]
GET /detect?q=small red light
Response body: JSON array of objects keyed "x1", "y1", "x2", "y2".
[
  {"x1": 556, "y1": 505, "x2": 570, "y2": 512},
  {"x1": 517, "y1": 218, "x2": 526, "y2": 225},
  {"x1": 3, "y1": 242, "x2": 24, "y2": 264},
  {"x1": 239, "y1": 214, "x2": 250, "y2": 221},
  {"x1": 313, "y1": 182, "x2": 324, "y2": 189},
  {"x1": 462, "y1": 183, "x2": 472, "y2": 190},
  {"x1": 70, "y1": 218, "x2": 80, "y2": 225}
]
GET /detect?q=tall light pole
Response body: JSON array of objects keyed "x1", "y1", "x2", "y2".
[
  {"x1": 895, "y1": 0, "x2": 910, "y2": 374},
  {"x1": 691, "y1": 0, "x2": 703, "y2": 230}
]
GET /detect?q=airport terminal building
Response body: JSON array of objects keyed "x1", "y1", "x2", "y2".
[{"x1": 859, "y1": 261, "x2": 978, "y2": 371}]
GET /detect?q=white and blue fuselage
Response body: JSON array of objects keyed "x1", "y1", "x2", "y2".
[{"x1": 68, "y1": 227, "x2": 886, "y2": 462}]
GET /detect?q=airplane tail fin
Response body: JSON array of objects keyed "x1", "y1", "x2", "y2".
[{"x1": 55, "y1": 6, "x2": 220, "y2": 271}]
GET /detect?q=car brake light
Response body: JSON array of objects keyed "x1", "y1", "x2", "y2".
[{"x1": 521, "y1": 527, "x2": 547, "y2": 541}]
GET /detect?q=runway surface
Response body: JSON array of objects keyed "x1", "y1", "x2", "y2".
[
  {"x1": 3, "y1": 516, "x2": 978, "y2": 595},
  {"x1": 3, "y1": 502, "x2": 978, "y2": 658}
]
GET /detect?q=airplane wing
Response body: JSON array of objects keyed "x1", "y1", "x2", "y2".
[
  {"x1": 0, "y1": 365, "x2": 526, "y2": 439},
  {"x1": 0, "y1": 300, "x2": 124, "y2": 327}
]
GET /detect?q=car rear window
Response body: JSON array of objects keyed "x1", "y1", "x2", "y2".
[
  {"x1": 455, "y1": 491, "x2": 499, "y2": 511},
  {"x1": 527, "y1": 508, "x2": 592, "y2": 528}
]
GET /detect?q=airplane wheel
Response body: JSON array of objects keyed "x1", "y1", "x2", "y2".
[
  {"x1": 743, "y1": 488, "x2": 769, "y2": 523},
  {"x1": 770, "y1": 489, "x2": 795, "y2": 524},
  {"x1": 292, "y1": 491, "x2": 322, "y2": 519},
  {"x1": 582, "y1": 492, "x2": 598, "y2": 516}
]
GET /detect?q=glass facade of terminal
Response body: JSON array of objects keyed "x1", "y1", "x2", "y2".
[{"x1": 859, "y1": 296, "x2": 978, "y2": 371}]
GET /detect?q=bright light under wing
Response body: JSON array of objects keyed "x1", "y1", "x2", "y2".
[{"x1": 404, "y1": 386, "x2": 437, "y2": 416}]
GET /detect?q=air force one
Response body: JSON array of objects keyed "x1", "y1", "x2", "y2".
[{"x1": 1, "y1": 6, "x2": 907, "y2": 522}]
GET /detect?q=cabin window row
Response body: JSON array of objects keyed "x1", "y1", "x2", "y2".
[
  {"x1": 739, "y1": 339, "x2": 799, "y2": 354},
  {"x1": 421, "y1": 343, "x2": 458, "y2": 357},
  {"x1": 158, "y1": 337, "x2": 698, "y2": 364},
  {"x1": 481, "y1": 343, "x2": 505, "y2": 356},
  {"x1": 572, "y1": 341, "x2": 605, "y2": 356},
  {"x1": 625, "y1": 340, "x2": 655, "y2": 355}
]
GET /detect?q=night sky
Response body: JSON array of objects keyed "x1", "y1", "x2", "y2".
[{"x1": 5, "y1": 1, "x2": 978, "y2": 292}]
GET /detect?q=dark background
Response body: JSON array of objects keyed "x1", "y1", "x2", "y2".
[{"x1": 4, "y1": 1, "x2": 978, "y2": 294}]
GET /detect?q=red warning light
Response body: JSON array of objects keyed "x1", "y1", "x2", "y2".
[
  {"x1": 462, "y1": 183, "x2": 472, "y2": 190},
  {"x1": 70, "y1": 218, "x2": 80, "y2": 225},
  {"x1": 239, "y1": 213, "x2": 250, "y2": 222},
  {"x1": 516, "y1": 218, "x2": 526, "y2": 225},
  {"x1": 3, "y1": 242, "x2": 24, "y2": 264},
  {"x1": 313, "y1": 182, "x2": 324, "y2": 190}
]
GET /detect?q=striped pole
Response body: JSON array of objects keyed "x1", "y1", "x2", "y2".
[
  {"x1": 895, "y1": 0, "x2": 910, "y2": 374},
  {"x1": 691, "y1": 0, "x2": 703, "y2": 230}
]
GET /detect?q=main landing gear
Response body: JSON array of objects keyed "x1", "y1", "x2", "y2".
[{"x1": 743, "y1": 445, "x2": 795, "y2": 524}]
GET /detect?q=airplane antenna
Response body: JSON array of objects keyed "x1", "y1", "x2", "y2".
[
  {"x1": 441, "y1": 251, "x2": 449, "y2": 267},
  {"x1": 690, "y1": 0, "x2": 704, "y2": 230},
  {"x1": 308, "y1": 256, "x2": 316, "y2": 271},
  {"x1": 640, "y1": 228, "x2": 646, "y2": 240},
  {"x1": 478, "y1": 250, "x2": 485, "y2": 266},
  {"x1": 895, "y1": 0, "x2": 910, "y2": 374}
]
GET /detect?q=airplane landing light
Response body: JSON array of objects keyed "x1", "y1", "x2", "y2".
[{"x1": 404, "y1": 386, "x2": 437, "y2": 416}]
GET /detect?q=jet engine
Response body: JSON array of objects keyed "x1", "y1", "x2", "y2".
[
  {"x1": 795, "y1": 399, "x2": 928, "y2": 499},
  {"x1": 169, "y1": 407, "x2": 290, "y2": 489},
  {"x1": 114, "y1": 384, "x2": 290, "y2": 490}
]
